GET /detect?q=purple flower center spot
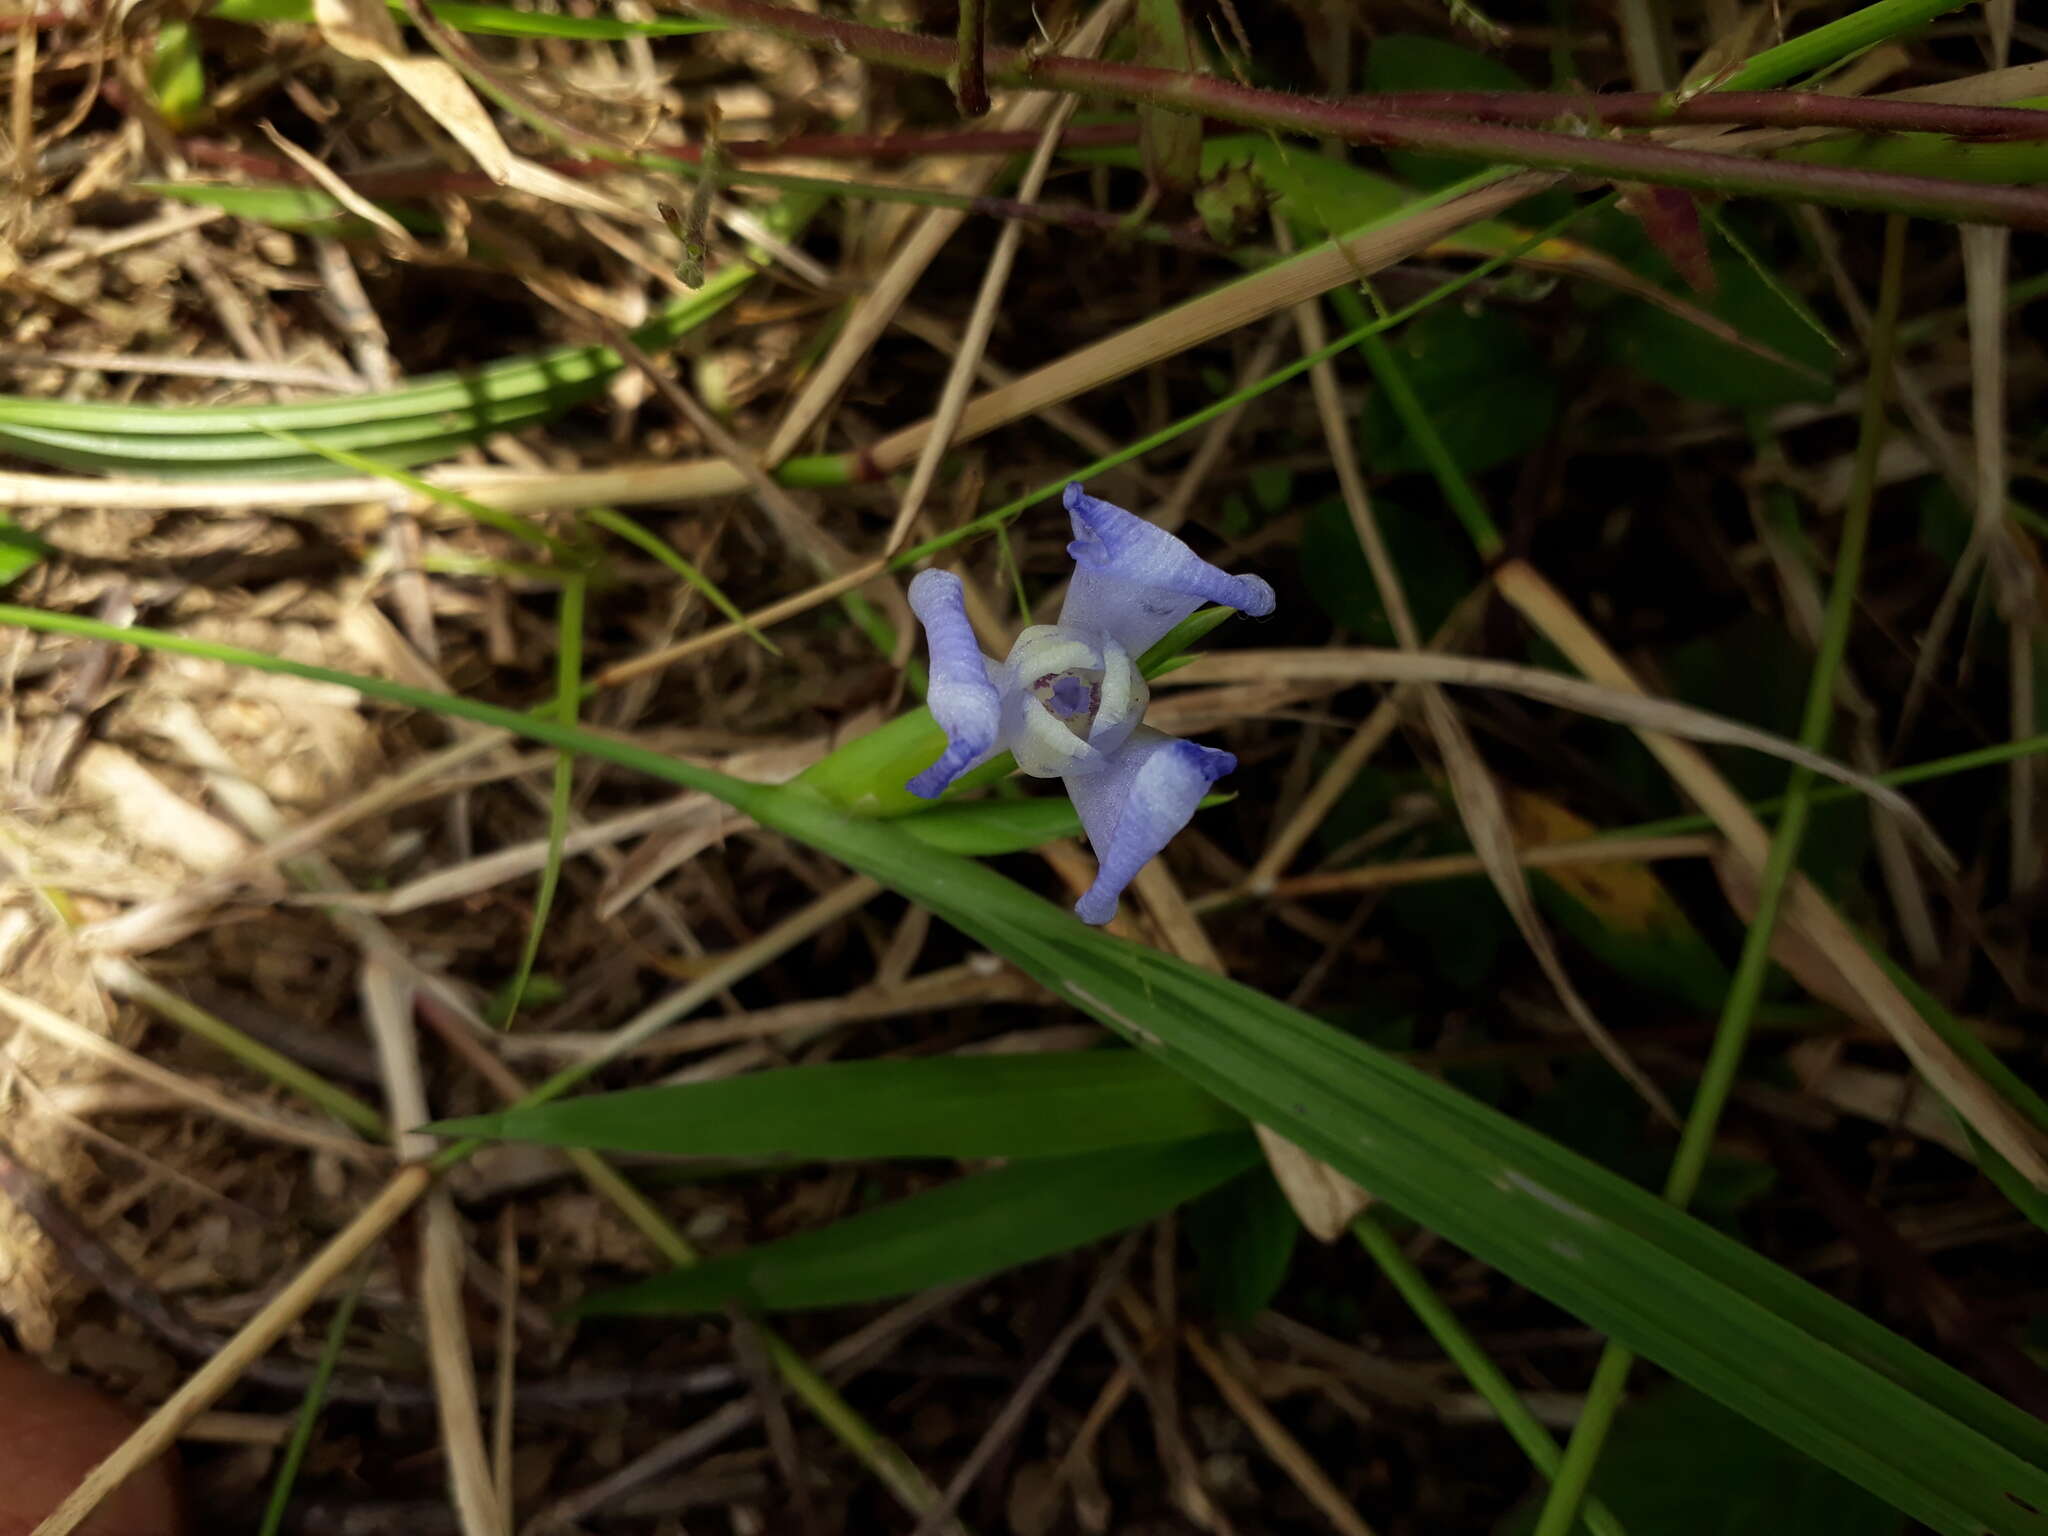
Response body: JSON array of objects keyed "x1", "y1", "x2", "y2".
[{"x1": 1031, "y1": 669, "x2": 1103, "y2": 734}]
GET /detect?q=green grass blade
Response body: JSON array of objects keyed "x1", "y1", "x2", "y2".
[
  {"x1": 4, "y1": 606, "x2": 2045, "y2": 1536},
  {"x1": 575, "y1": 1133, "x2": 1261, "y2": 1315},
  {"x1": 258, "y1": 429, "x2": 572, "y2": 556},
  {"x1": 256, "y1": 1266, "x2": 369, "y2": 1536},
  {"x1": 583, "y1": 507, "x2": 779, "y2": 655},
  {"x1": 896, "y1": 793, "x2": 1224, "y2": 856},
  {"x1": 498, "y1": 574, "x2": 584, "y2": 1029},
  {"x1": 0, "y1": 198, "x2": 815, "y2": 476},
  {"x1": 429, "y1": 1050, "x2": 1247, "y2": 1160},
  {"x1": 209, "y1": 0, "x2": 722, "y2": 40},
  {"x1": 147, "y1": 180, "x2": 441, "y2": 236},
  {"x1": 1353, "y1": 1209, "x2": 1628, "y2": 1536}
]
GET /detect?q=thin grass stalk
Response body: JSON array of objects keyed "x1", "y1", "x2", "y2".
[
  {"x1": 1527, "y1": 212, "x2": 1912, "y2": 1536},
  {"x1": 255, "y1": 1265, "x2": 370, "y2": 1536},
  {"x1": 498, "y1": 571, "x2": 584, "y2": 1028},
  {"x1": 1350, "y1": 1211, "x2": 1627, "y2": 1536},
  {"x1": 98, "y1": 959, "x2": 388, "y2": 1138}
]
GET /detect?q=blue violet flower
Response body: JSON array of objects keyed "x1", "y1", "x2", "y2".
[{"x1": 906, "y1": 483, "x2": 1275, "y2": 925}]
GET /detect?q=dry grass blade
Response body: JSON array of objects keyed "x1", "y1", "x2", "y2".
[
  {"x1": 859, "y1": 170, "x2": 1559, "y2": 478},
  {"x1": 1264, "y1": 834, "x2": 1718, "y2": 900},
  {"x1": 0, "y1": 983, "x2": 383, "y2": 1162},
  {"x1": 1169, "y1": 648, "x2": 1945, "y2": 859},
  {"x1": 886, "y1": 96, "x2": 1083, "y2": 554},
  {"x1": 1495, "y1": 558, "x2": 2048, "y2": 1190},
  {"x1": 29, "y1": 1165, "x2": 436, "y2": 1536},
  {"x1": 362, "y1": 958, "x2": 505, "y2": 1536},
  {"x1": 311, "y1": 0, "x2": 638, "y2": 219},
  {"x1": 763, "y1": 1, "x2": 1128, "y2": 467},
  {"x1": 1424, "y1": 689, "x2": 1677, "y2": 1122},
  {"x1": 1286, "y1": 263, "x2": 1670, "y2": 1121},
  {"x1": 1180, "y1": 1325, "x2": 1378, "y2": 1536}
]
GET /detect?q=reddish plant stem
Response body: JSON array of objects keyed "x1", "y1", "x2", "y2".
[
  {"x1": 1364, "y1": 89, "x2": 2048, "y2": 141},
  {"x1": 647, "y1": 0, "x2": 2048, "y2": 230},
  {"x1": 952, "y1": 0, "x2": 989, "y2": 117}
]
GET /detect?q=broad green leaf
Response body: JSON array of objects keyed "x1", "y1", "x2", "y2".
[
  {"x1": 432, "y1": 1051, "x2": 1247, "y2": 1160},
  {"x1": 1501, "y1": 1384, "x2": 1904, "y2": 1536},
  {"x1": 7, "y1": 608, "x2": 2046, "y2": 1536},
  {"x1": 1358, "y1": 305, "x2": 1557, "y2": 477},
  {"x1": 209, "y1": 0, "x2": 722, "y2": 39},
  {"x1": 1362, "y1": 34, "x2": 1531, "y2": 189},
  {"x1": 576, "y1": 1133, "x2": 1261, "y2": 1314},
  {"x1": 1299, "y1": 494, "x2": 1473, "y2": 643},
  {"x1": 1603, "y1": 249, "x2": 1838, "y2": 408},
  {"x1": 1186, "y1": 1168, "x2": 1300, "y2": 1324}
]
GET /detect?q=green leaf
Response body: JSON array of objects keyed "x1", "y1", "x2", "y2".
[
  {"x1": 9, "y1": 607, "x2": 2048, "y2": 1536},
  {"x1": 1298, "y1": 493, "x2": 1474, "y2": 642},
  {"x1": 1603, "y1": 248, "x2": 1838, "y2": 408},
  {"x1": 1359, "y1": 304, "x2": 1558, "y2": 477},
  {"x1": 208, "y1": 0, "x2": 722, "y2": 40},
  {"x1": 1500, "y1": 1384, "x2": 1905, "y2": 1536},
  {"x1": 575, "y1": 1133, "x2": 1261, "y2": 1314},
  {"x1": 148, "y1": 21, "x2": 208, "y2": 131},
  {"x1": 1186, "y1": 1168, "x2": 1300, "y2": 1324},
  {"x1": 1133, "y1": 0, "x2": 1202, "y2": 200},
  {"x1": 1363, "y1": 35, "x2": 1529, "y2": 189},
  {"x1": 432, "y1": 1050, "x2": 1247, "y2": 1161},
  {"x1": 146, "y1": 181, "x2": 441, "y2": 239},
  {"x1": 0, "y1": 519, "x2": 48, "y2": 588}
]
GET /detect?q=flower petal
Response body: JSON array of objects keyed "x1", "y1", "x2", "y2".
[
  {"x1": 1065, "y1": 727, "x2": 1236, "y2": 925},
  {"x1": 905, "y1": 568, "x2": 1003, "y2": 799},
  {"x1": 1058, "y1": 483, "x2": 1277, "y2": 657},
  {"x1": 1085, "y1": 635, "x2": 1146, "y2": 758},
  {"x1": 1008, "y1": 691, "x2": 1105, "y2": 778}
]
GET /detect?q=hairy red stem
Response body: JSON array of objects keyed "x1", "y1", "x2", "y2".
[
  {"x1": 647, "y1": 0, "x2": 2048, "y2": 230},
  {"x1": 1364, "y1": 89, "x2": 2048, "y2": 141}
]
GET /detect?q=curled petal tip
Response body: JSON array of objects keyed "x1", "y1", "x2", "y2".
[
  {"x1": 1228, "y1": 573, "x2": 1277, "y2": 618},
  {"x1": 1073, "y1": 887, "x2": 1119, "y2": 926},
  {"x1": 1067, "y1": 731, "x2": 1236, "y2": 925},
  {"x1": 906, "y1": 565, "x2": 1001, "y2": 799}
]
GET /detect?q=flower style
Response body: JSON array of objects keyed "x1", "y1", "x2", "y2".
[{"x1": 906, "y1": 483, "x2": 1275, "y2": 925}]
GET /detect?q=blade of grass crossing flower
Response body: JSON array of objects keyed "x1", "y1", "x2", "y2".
[
  {"x1": 499, "y1": 573, "x2": 584, "y2": 1029},
  {"x1": 583, "y1": 507, "x2": 780, "y2": 655},
  {"x1": 1531, "y1": 214, "x2": 1912, "y2": 1536},
  {"x1": 1350, "y1": 1211, "x2": 1627, "y2": 1536},
  {"x1": 4, "y1": 609, "x2": 2047, "y2": 1535},
  {"x1": 256, "y1": 1264, "x2": 369, "y2": 1536}
]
